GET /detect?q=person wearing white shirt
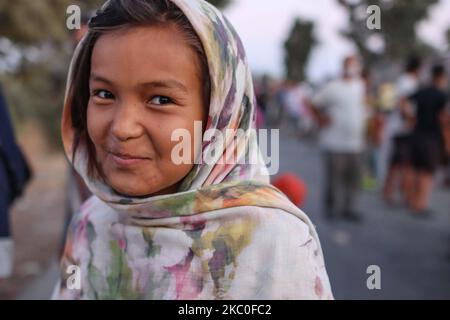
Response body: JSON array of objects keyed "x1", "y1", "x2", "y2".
[{"x1": 312, "y1": 55, "x2": 367, "y2": 221}]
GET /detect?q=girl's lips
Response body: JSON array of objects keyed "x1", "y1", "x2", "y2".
[{"x1": 109, "y1": 153, "x2": 150, "y2": 167}]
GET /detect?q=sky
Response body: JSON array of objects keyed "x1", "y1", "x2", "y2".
[{"x1": 224, "y1": 0, "x2": 450, "y2": 83}]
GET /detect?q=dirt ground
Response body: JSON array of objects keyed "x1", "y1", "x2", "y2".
[{"x1": 0, "y1": 122, "x2": 67, "y2": 299}]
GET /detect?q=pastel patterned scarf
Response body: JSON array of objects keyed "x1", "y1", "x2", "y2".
[{"x1": 54, "y1": 0, "x2": 333, "y2": 299}]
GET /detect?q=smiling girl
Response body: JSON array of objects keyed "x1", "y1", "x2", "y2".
[{"x1": 54, "y1": 0, "x2": 333, "y2": 300}]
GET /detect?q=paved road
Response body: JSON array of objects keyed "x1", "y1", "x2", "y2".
[
  {"x1": 277, "y1": 132, "x2": 450, "y2": 299},
  {"x1": 17, "y1": 131, "x2": 450, "y2": 300}
]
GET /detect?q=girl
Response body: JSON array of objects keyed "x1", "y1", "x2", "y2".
[{"x1": 54, "y1": 0, "x2": 333, "y2": 299}]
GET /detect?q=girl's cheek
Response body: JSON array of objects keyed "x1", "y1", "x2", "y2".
[
  {"x1": 86, "y1": 104, "x2": 98, "y2": 144},
  {"x1": 87, "y1": 103, "x2": 109, "y2": 147}
]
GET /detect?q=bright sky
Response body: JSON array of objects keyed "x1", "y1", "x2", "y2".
[{"x1": 224, "y1": 0, "x2": 450, "y2": 82}]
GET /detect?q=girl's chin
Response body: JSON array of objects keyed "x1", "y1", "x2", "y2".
[
  {"x1": 107, "y1": 176, "x2": 178, "y2": 198},
  {"x1": 102, "y1": 166, "x2": 186, "y2": 197},
  {"x1": 111, "y1": 185, "x2": 161, "y2": 197},
  {"x1": 105, "y1": 175, "x2": 160, "y2": 197}
]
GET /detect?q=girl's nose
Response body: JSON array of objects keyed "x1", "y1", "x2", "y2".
[{"x1": 110, "y1": 103, "x2": 145, "y2": 141}]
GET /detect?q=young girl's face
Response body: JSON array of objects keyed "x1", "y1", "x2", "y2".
[{"x1": 87, "y1": 25, "x2": 206, "y2": 197}]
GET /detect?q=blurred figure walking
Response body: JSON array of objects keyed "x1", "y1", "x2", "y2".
[
  {"x1": 442, "y1": 107, "x2": 450, "y2": 188},
  {"x1": 362, "y1": 68, "x2": 384, "y2": 191},
  {"x1": 383, "y1": 56, "x2": 422, "y2": 205},
  {"x1": 406, "y1": 65, "x2": 448, "y2": 214},
  {"x1": 0, "y1": 84, "x2": 32, "y2": 279},
  {"x1": 311, "y1": 55, "x2": 368, "y2": 221}
]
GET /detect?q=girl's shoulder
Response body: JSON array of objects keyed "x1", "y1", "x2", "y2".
[
  {"x1": 214, "y1": 202, "x2": 320, "y2": 253},
  {"x1": 222, "y1": 205, "x2": 333, "y2": 299}
]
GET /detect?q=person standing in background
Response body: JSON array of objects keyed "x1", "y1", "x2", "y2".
[
  {"x1": 444, "y1": 112, "x2": 450, "y2": 188},
  {"x1": 0, "y1": 84, "x2": 32, "y2": 280},
  {"x1": 383, "y1": 56, "x2": 422, "y2": 205},
  {"x1": 362, "y1": 68, "x2": 383, "y2": 191},
  {"x1": 407, "y1": 65, "x2": 448, "y2": 214},
  {"x1": 311, "y1": 55, "x2": 368, "y2": 221},
  {"x1": 442, "y1": 97, "x2": 450, "y2": 188}
]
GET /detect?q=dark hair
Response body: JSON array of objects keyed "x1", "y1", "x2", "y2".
[
  {"x1": 405, "y1": 55, "x2": 422, "y2": 73},
  {"x1": 69, "y1": 0, "x2": 211, "y2": 176},
  {"x1": 431, "y1": 64, "x2": 446, "y2": 80}
]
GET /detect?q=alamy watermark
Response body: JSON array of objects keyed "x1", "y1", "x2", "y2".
[
  {"x1": 66, "y1": 265, "x2": 81, "y2": 290},
  {"x1": 366, "y1": 5, "x2": 381, "y2": 30},
  {"x1": 171, "y1": 121, "x2": 280, "y2": 176},
  {"x1": 66, "y1": 5, "x2": 82, "y2": 30},
  {"x1": 366, "y1": 265, "x2": 381, "y2": 290}
]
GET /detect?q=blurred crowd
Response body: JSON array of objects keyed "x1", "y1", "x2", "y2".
[{"x1": 255, "y1": 54, "x2": 450, "y2": 222}]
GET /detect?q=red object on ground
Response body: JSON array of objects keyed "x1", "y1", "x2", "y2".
[{"x1": 272, "y1": 173, "x2": 308, "y2": 207}]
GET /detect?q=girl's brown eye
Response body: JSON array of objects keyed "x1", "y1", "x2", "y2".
[
  {"x1": 150, "y1": 95, "x2": 173, "y2": 106},
  {"x1": 94, "y1": 89, "x2": 115, "y2": 100}
]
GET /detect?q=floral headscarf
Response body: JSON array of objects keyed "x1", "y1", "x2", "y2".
[{"x1": 55, "y1": 0, "x2": 333, "y2": 299}]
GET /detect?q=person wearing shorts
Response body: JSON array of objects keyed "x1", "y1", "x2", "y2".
[{"x1": 407, "y1": 65, "x2": 448, "y2": 213}]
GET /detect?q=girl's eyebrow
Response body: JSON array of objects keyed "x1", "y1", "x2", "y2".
[
  {"x1": 139, "y1": 80, "x2": 188, "y2": 93},
  {"x1": 90, "y1": 74, "x2": 114, "y2": 86},
  {"x1": 89, "y1": 74, "x2": 188, "y2": 93}
]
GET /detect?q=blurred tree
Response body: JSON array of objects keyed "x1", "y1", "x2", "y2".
[
  {"x1": 0, "y1": 0, "x2": 102, "y2": 148},
  {"x1": 0, "y1": 0, "x2": 101, "y2": 44},
  {"x1": 284, "y1": 18, "x2": 316, "y2": 82},
  {"x1": 0, "y1": 0, "x2": 231, "y2": 149},
  {"x1": 337, "y1": 0, "x2": 439, "y2": 66}
]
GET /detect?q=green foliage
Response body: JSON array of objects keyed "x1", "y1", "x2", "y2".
[
  {"x1": 0, "y1": 0, "x2": 229, "y2": 149},
  {"x1": 0, "y1": 0, "x2": 102, "y2": 45},
  {"x1": 284, "y1": 18, "x2": 316, "y2": 82},
  {"x1": 337, "y1": 0, "x2": 439, "y2": 64},
  {"x1": 0, "y1": 0, "x2": 102, "y2": 149}
]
